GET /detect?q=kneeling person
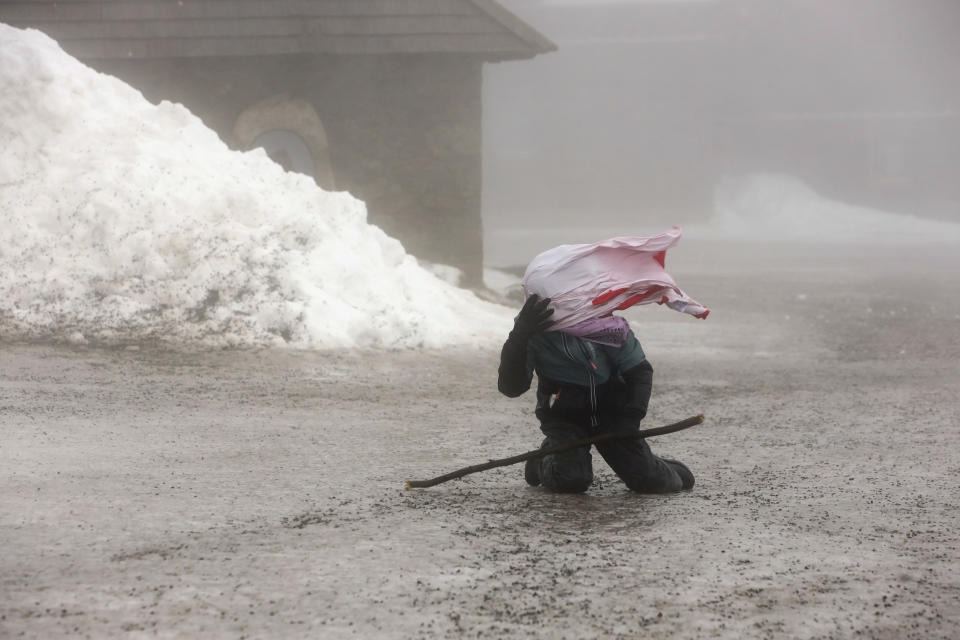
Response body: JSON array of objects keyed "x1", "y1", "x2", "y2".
[{"x1": 497, "y1": 294, "x2": 694, "y2": 494}]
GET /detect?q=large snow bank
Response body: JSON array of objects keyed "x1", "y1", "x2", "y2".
[
  {"x1": 693, "y1": 174, "x2": 960, "y2": 244},
  {"x1": 0, "y1": 25, "x2": 511, "y2": 349}
]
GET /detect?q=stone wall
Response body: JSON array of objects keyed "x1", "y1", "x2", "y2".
[
  {"x1": 309, "y1": 55, "x2": 484, "y2": 285},
  {"x1": 95, "y1": 53, "x2": 485, "y2": 284}
]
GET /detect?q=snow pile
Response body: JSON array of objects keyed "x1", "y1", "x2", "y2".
[
  {"x1": 693, "y1": 174, "x2": 960, "y2": 244},
  {"x1": 483, "y1": 268, "x2": 525, "y2": 302},
  {"x1": 0, "y1": 25, "x2": 511, "y2": 349}
]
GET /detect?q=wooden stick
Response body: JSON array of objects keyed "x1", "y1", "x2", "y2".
[{"x1": 405, "y1": 414, "x2": 704, "y2": 489}]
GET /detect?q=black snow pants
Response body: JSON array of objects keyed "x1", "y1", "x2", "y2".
[{"x1": 534, "y1": 419, "x2": 687, "y2": 494}]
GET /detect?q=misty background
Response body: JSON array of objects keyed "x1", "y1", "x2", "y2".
[{"x1": 481, "y1": 0, "x2": 960, "y2": 242}]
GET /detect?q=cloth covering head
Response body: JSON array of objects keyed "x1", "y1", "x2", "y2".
[{"x1": 521, "y1": 227, "x2": 709, "y2": 332}]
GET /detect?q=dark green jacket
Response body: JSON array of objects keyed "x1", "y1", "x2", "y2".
[
  {"x1": 498, "y1": 328, "x2": 652, "y2": 429},
  {"x1": 525, "y1": 330, "x2": 647, "y2": 388}
]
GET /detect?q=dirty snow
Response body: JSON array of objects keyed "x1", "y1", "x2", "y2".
[{"x1": 0, "y1": 24, "x2": 510, "y2": 349}]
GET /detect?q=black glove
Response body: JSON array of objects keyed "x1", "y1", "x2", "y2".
[
  {"x1": 497, "y1": 295, "x2": 554, "y2": 397},
  {"x1": 512, "y1": 294, "x2": 554, "y2": 338}
]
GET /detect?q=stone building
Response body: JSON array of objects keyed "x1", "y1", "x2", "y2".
[{"x1": 1, "y1": 0, "x2": 555, "y2": 284}]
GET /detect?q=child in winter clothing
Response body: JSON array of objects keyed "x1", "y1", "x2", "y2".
[{"x1": 498, "y1": 294, "x2": 694, "y2": 494}]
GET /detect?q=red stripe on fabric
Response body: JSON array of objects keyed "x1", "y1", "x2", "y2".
[
  {"x1": 653, "y1": 251, "x2": 666, "y2": 268},
  {"x1": 592, "y1": 287, "x2": 628, "y2": 306},
  {"x1": 694, "y1": 310, "x2": 710, "y2": 319},
  {"x1": 615, "y1": 291, "x2": 655, "y2": 310}
]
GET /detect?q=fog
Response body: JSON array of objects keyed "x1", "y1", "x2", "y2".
[
  {"x1": 482, "y1": 0, "x2": 960, "y2": 251},
  {"x1": 3, "y1": 12, "x2": 960, "y2": 639}
]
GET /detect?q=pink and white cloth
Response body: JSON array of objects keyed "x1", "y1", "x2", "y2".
[{"x1": 521, "y1": 227, "x2": 709, "y2": 331}]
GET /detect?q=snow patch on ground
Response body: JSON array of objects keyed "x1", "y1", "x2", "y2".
[
  {"x1": 0, "y1": 24, "x2": 511, "y2": 349},
  {"x1": 690, "y1": 173, "x2": 960, "y2": 244},
  {"x1": 485, "y1": 175, "x2": 960, "y2": 268},
  {"x1": 482, "y1": 267, "x2": 524, "y2": 302}
]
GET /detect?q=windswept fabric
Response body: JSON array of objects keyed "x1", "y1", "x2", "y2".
[
  {"x1": 560, "y1": 315, "x2": 631, "y2": 347},
  {"x1": 521, "y1": 227, "x2": 709, "y2": 331}
]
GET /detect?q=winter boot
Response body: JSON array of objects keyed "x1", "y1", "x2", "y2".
[
  {"x1": 663, "y1": 459, "x2": 695, "y2": 490},
  {"x1": 524, "y1": 439, "x2": 549, "y2": 486},
  {"x1": 524, "y1": 456, "x2": 541, "y2": 486}
]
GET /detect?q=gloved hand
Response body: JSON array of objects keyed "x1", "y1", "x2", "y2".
[
  {"x1": 512, "y1": 294, "x2": 554, "y2": 337},
  {"x1": 498, "y1": 295, "x2": 554, "y2": 397}
]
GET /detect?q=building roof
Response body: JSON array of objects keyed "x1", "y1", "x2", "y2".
[{"x1": 0, "y1": 0, "x2": 556, "y2": 61}]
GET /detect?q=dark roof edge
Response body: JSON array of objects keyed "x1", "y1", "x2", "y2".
[{"x1": 468, "y1": 0, "x2": 557, "y2": 57}]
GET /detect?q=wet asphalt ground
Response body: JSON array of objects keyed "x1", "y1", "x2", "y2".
[{"x1": 2, "y1": 244, "x2": 959, "y2": 638}]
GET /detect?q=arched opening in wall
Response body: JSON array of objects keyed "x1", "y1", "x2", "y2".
[
  {"x1": 252, "y1": 130, "x2": 315, "y2": 177},
  {"x1": 233, "y1": 96, "x2": 336, "y2": 191}
]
